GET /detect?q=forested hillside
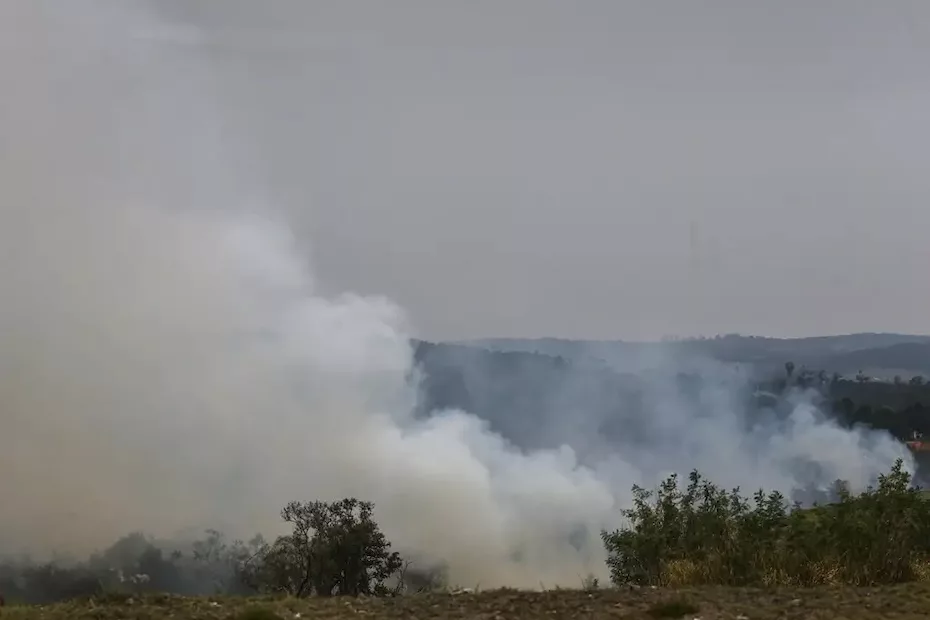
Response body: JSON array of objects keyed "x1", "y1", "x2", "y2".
[{"x1": 414, "y1": 339, "x2": 930, "y2": 447}]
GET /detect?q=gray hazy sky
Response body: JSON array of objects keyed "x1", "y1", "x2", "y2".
[{"x1": 18, "y1": 2, "x2": 930, "y2": 340}]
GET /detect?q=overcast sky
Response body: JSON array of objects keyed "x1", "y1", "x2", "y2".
[{"x1": 13, "y1": 2, "x2": 930, "y2": 341}]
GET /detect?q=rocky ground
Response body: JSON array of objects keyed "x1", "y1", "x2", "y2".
[{"x1": 4, "y1": 584, "x2": 930, "y2": 619}]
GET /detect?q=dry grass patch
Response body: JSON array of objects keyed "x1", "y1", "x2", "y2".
[{"x1": 4, "y1": 584, "x2": 930, "y2": 620}]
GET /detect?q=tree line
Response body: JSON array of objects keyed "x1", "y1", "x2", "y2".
[
  {"x1": 766, "y1": 361, "x2": 930, "y2": 442},
  {"x1": 6, "y1": 458, "x2": 930, "y2": 603}
]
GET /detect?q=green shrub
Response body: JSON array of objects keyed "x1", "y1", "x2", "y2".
[
  {"x1": 602, "y1": 458, "x2": 930, "y2": 586},
  {"x1": 242, "y1": 498, "x2": 403, "y2": 597}
]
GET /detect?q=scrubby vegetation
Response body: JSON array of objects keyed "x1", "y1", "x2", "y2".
[
  {"x1": 4, "y1": 458, "x2": 930, "y2": 607},
  {"x1": 602, "y1": 458, "x2": 930, "y2": 588},
  {"x1": 239, "y1": 498, "x2": 404, "y2": 597},
  {"x1": 0, "y1": 499, "x2": 412, "y2": 604}
]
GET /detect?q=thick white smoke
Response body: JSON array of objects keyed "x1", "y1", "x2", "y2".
[{"x1": 0, "y1": 0, "x2": 913, "y2": 587}]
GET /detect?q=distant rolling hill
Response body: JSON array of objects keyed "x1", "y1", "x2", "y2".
[
  {"x1": 813, "y1": 342, "x2": 930, "y2": 377},
  {"x1": 456, "y1": 333, "x2": 930, "y2": 378}
]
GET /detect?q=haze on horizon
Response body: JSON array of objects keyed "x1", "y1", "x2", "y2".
[{"x1": 8, "y1": 1, "x2": 930, "y2": 341}]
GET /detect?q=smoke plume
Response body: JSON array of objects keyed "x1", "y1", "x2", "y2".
[{"x1": 0, "y1": 0, "x2": 913, "y2": 588}]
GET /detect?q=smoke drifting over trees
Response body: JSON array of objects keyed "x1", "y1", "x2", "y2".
[{"x1": 0, "y1": 0, "x2": 915, "y2": 592}]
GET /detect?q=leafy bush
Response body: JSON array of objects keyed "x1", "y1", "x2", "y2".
[
  {"x1": 602, "y1": 458, "x2": 930, "y2": 586},
  {"x1": 243, "y1": 498, "x2": 403, "y2": 597}
]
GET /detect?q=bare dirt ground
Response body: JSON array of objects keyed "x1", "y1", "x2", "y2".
[{"x1": 4, "y1": 584, "x2": 930, "y2": 619}]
